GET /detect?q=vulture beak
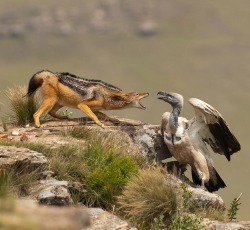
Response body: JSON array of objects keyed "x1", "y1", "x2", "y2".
[{"x1": 157, "y1": 91, "x2": 169, "y2": 101}]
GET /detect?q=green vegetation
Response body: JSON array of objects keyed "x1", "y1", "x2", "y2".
[
  {"x1": 167, "y1": 182, "x2": 229, "y2": 229},
  {"x1": 180, "y1": 183, "x2": 199, "y2": 213},
  {"x1": 168, "y1": 184, "x2": 204, "y2": 230},
  {"x1": 168, "y1": 213, "x2": 203, "y2": 230},
  {"x1": 227, "y1": 193, "x2": 242, "y2": 221}
]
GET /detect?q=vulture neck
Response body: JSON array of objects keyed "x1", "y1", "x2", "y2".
[{"x1": 169, "y1": 106, "x2": 181, "y2": 135}]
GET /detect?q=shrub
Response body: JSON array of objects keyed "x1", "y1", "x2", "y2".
[
  {"x1": 85, "y1": 155, "x2": 138, "y2": 208},
  {"x1": 117, "y1": 167, "x2": 178, "y2": 228}
]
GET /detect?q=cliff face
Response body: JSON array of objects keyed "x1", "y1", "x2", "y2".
[{"x1": 0, "y1": 118, "x2": 249, "y2": 229}]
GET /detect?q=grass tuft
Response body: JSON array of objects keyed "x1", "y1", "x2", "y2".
[
  {"x1": 0, "y1": 166, "x2": 38, "y2": 198},
  {"x1": 117, "y1": 166, "x2": 178, "y2": 228},
  {"x1": 5, "y1": 85, "x2": 39, "y2": 126}
]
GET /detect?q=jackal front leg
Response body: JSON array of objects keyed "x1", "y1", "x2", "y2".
[
  {"x1": 77, "y1": 103, "x2": 104, "y2": 128},
  {"x1": 33, "y1": 99, "x2": 57, "y2": 127}
]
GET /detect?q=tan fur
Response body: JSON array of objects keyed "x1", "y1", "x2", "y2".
[{"x1": 30, "y1": 71, "x2": 148, "y2": 128}]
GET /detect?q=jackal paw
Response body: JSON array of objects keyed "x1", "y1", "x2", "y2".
[{"x1": 98, "y1": 123, "x2": 105, "y2": 129}]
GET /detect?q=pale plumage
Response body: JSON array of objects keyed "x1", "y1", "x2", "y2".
[{"x1": 157, "y1": 91, "x2": 241, "y2": 192}]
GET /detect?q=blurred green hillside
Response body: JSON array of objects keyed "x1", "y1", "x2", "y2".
[{"x1": 0, "y1": 0, "x2": 249, "y2": 220}]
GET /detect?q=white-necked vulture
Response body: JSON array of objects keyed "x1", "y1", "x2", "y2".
[{"x1": 157, "y1": 91, "x2": 241, "y2": 192}]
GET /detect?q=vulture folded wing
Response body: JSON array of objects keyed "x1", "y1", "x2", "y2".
[
  {"x1": 160, "y1": 112, "x2": 172, "y2": 158},
  {"x1": 188, "y1": 98, "x2": 241, "y2": 161}
]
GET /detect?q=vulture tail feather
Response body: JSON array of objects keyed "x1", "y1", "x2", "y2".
[{"x1": 191, "y1": 169, "x2": 226, "y2": 193}]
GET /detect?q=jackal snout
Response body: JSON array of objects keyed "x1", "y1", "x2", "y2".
[{"x1": 126, "y1": 92, "x2": 149, "y2": 109}]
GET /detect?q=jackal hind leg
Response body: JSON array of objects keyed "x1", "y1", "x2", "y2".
[
  {"x1": 33, "y1": 99, "x2": 57, "y2": 127},
  {"x1": 48, "y1": 103, "x2": 68, "y2": 119},
  {"x1": 77, "y1": 103, "x2": 104, "y2": 128},
  {"x1": 94, "y1": 111, "x2": 120, "y2": 124}
]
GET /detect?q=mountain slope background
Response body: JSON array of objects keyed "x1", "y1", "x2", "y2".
[{"x1": 0, "y1": 0, "x2": 249, "y2": 220}]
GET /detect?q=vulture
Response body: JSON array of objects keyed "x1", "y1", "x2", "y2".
[{"x1": 157, "y1": 91, "x2": 241, "y2": 192}]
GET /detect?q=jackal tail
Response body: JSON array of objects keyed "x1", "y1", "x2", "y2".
[{"x1": 27, "y1": 70, "x2": 53, "y2": 97}]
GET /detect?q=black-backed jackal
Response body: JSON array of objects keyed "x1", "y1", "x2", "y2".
[{"x1": 27, "y1": 70, "x2": 149, "y2": 128}]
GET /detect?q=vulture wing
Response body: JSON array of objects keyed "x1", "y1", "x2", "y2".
[
  {"x1": 188, "y1": 98, "x2": 240, "y2": 161},
  {"x1": 160, "y1": 112, "x2": 173, "y2": 159}
]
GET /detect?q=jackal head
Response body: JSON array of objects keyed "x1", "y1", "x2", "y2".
[{"x1": 121, "y1": 92, "x2": 149, "y2": 109}]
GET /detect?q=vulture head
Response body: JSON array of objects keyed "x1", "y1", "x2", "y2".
[{"x1": 157, "y1": 91, "x2": 183, "y2": 109}]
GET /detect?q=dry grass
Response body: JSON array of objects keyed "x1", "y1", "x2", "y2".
[
  {"x1": 0, "y1": 166, "x2": 39, "y2": 199},
  {"x1": 117, "y1": 166, "x2": 178, "y2": 227},
  {"x1": 62, "y1": 126, "x2": 147, "y2": 167},
  {"x1": 5, "y1": 85, "x2": 39, "y2": 126},
  {"x1": 199, "y1": 207, "x2": 226, "y2": 222}
]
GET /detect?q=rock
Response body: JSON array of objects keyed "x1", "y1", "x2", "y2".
[
  {"x1": 86, "y1": 208, "x2": 137, "y2": 230},
  {"x1": 0, "y1": 133, "x2": 8, "y2": 139},
  {"x1": 203, "y1": 219, "x2": 250, "y2": 230},
  {"x1": 32, "y1": 117, "x2": 171, "y2": 162},
  {"x1": 127, "y1": 124, "x2": 171, "y2": 161},
  {"x1": 40, "y1": 170, "x2": 55, "y2": 179},
  {"x1": 0, "y1": 199, "x2": 90, "y2": 230},
  {"x1": 33, "y1": 179, "x2": 73, "y2": 206},
  {"x1": 0, "y1": 146, "x2": 47, "y2": 173},
  {"x1": 165, "y1": 175, "x2": 225, "y2": 210},
  {"x1": 22, "y1": 131, "x2": 39, "y2": 136},
  {"x1": 42, "y1": 129, "x2": 51, "y2": 135},
  {"x1": 20, "y1": 133, "x2": 29, "y2": 141},
  {"x1": 11, "y1": 130, "x2": 20, "y2": 136},
  {"x1": 187, "y1": 186, "x2": 225, "y2": 209}
]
